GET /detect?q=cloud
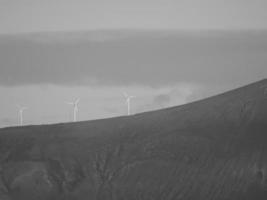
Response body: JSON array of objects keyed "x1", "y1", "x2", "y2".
[
  {"x1": 153, "y1": 94, "x2": 171, "y2": 108},
  {"x1": 137, "y1": 94, "x2": 171, "y2": 113},
  {"x1": 0, "y1": 30, "x2": 266, "y2": 87},
  {"x1": 135, "y1": 84, "x2": 201, "y2": 113},
  {"x1": 103, "y1": 106, "x2": 121, "y2": 115},
  {"x1": 1, "y1": 118, "x2": 16, "y2": 126},
  {"x1": 0, "y1": 82, "x2": 240, "y2": 127}
]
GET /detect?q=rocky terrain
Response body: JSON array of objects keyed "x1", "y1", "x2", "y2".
[{"x1": 0, "y1": 79, "x2": 267, "y2": 200}]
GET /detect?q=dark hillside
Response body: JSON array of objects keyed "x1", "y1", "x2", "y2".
[{"x1": 0, "y1": 79, "x2": 267, "y2": 200}]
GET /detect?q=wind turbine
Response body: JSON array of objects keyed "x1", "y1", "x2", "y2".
[
  {"x1": 66, "y1": 98, "x2": 80, "y2": 122},
  {"x1": 17, "y1": 105, "x2": 28, "y2": 126},
  {"x1": 123, "y1": 92, "x2": 135, "y2": 115}
]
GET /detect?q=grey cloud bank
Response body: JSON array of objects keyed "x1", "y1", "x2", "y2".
[
  {"x1": 0, "y1": 30, "x2": 267, "y2": 88},
  {"x1": 1, "y1": 0, "x2": 267, "y2": 33}
]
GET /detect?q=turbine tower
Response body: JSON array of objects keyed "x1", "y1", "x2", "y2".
[
  {"x1": 66, "y1": 98, "x2": 80, "y2": 122},
  {"x1": 17, "y1": 105, "x2": 28, "y2": 126},
  {"x1": 123, "y1": 92, "x2": 135, "y2": 115}
]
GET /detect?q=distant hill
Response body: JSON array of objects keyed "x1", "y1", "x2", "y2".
[
  {"x1": 0, "y1": 30, "x2": 267, "y2": 87},
  {"x1": 0, "y1": 79, "x2": 267, "y2": 200}
]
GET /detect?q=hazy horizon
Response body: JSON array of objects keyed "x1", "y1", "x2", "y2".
[{"x1": 1, "y1": 1, "x2": 267, "y2": 127}]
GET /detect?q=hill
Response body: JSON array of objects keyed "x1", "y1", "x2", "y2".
[
  {"x1": 0, "y1": 30, "x2": 267, "y2": 87},
  {"x1": 0, "y1": 79, "x2": 267, "y2": 200}
]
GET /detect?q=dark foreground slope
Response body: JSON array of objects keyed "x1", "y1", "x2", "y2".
[{"x1": 1, "y1": 80, "x2": 267, "y2": 200}]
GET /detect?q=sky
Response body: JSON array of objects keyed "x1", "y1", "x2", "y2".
[
  {"x1": 0, "y1": 0, "x2": 267, "y2": 33},
  {"x1": 0, "y1": 1, "x2": 267, "y2": 127}
]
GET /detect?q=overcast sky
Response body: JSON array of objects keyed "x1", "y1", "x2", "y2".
[
  {"x1": 0, "y1": 1, "x2": 267, "y2": 127},
  {"x1": 0, "y1": 0, "x2": 267, "y2": 33}
]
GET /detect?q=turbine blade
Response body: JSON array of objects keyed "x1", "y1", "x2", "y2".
[
  {"x1": 123, "y1": 92, "x2": 128, "y2": 98},
  {"x1": 75, "y1": 98, "x2": 80, "y2": 104}
]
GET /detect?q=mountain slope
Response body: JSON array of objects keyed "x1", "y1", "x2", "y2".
[{"x1": 0, "y1": 79, "x2": 267, "y2": 200}]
